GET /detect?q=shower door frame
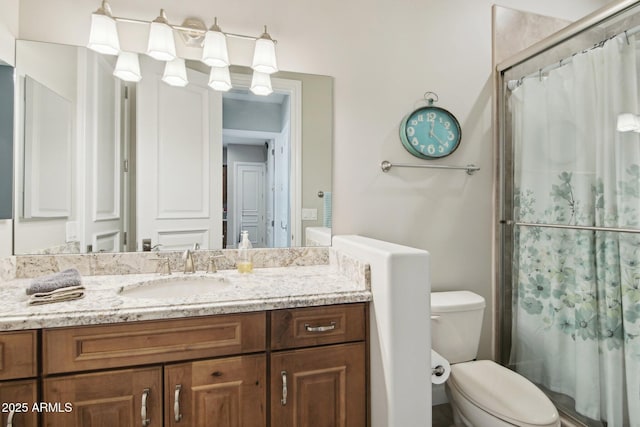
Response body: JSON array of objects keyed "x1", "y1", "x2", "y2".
[{"x1": 493, "y1": 0, "x2": 640, "y2": 365}]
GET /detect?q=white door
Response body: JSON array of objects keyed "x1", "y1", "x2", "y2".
[
  {"x1": 234, "y1": 162, "x2": 266, "y2": 247},
  {"x1": 80, "y1": 51, "x2": 125, "y2": 253},
  {"x1": 137, "y1": 56, "x2": 223, "y2": 251}
]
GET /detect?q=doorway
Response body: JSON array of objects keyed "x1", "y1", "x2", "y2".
[{"x1": 223, "y1": 82, "x2": 294, "y2": 248}]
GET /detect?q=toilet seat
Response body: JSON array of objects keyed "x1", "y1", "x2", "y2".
[{"x1": 448, "y1": 360, "x2": 560, "y2": 427}]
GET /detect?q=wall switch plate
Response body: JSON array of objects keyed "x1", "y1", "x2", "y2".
[{"x1": 301, "y1": 208, "x2": 318, "y2": 220}]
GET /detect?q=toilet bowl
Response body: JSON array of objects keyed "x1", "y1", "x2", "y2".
[{"x1": 431, "y1": 291, "x2": 560, "y2": 427}]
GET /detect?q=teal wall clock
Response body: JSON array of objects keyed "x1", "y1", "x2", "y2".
[{"x1": 399, "y1": 93, "x2": 461, "y2": 159}]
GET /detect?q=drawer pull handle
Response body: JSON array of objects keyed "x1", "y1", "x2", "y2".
[
  {"x1": 141, "y1": 388, "x2": 151, "y2": 427},
  {"x1": 6, "y1": 410, "x2": 14, "y2": 427},
  {"x1": 174, "y1": 384, "x2": 183, "y2": 422},
  {"x1": 281, "y1": 370, "x2": 288, "y2": 406},
  {"x1": 305, "y1": 321, "x2": 336, "y2": 332}
]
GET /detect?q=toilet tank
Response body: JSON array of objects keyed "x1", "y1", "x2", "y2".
[{"x1": 431, "y1": 291, "x2": 486, "y2": 364}]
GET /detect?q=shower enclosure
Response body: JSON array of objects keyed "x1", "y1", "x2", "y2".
[{"x1": 497, "y1": 1, "x2": 640, "y2": 426}]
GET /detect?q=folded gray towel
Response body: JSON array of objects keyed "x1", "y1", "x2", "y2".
[{"x1": 26, "y1": 268, "x2": 83, "y2": 295}]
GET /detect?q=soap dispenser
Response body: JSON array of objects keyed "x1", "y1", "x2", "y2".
[{"x1": 237, "y1": 230, "x2": 253, "y2": 273}]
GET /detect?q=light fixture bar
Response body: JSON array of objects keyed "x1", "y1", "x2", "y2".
[{"x1": 111, "y1": 16, "x2": 277, "y2": 43}]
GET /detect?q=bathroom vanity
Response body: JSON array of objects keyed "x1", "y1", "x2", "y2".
[{"x1": 0, "y1": 248, "x2": 371, "y2": 427}]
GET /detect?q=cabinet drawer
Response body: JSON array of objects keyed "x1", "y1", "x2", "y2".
[
  {"x1": 0, "y1": 330, "x2": 37, "y2": 380},
  {"x1": 43, "y1": 312, "x2": 266, "y2": 374},
  {"x1": 271, "y1": 303, "x2": 366, "y2": 350}
]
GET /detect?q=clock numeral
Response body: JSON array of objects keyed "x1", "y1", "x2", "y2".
[
  {"x1": 438, "y1": 146, "x2": 445, "y2": 153},
  {"x1": 443, "y1": 121, "x2": 451, "y2": 130},
  {"x1": 448, "y1": 131, "x2": 455, "y2": 141},
  {"x1": 417, "y1": 114, "x2": 424, "y2": 122},
  {"x1": 427, "y1": 145, "x2": 436, "y2": 155},
  {"x1": 407, "y1": 126, "x2": 415, "y2": 137},
  {"x1": 427, "y1": 112, "x2": 436, "y2": 122},
  {"x1": 411, "y1": 119, "x2": 418, "y2": 126},
  {"x1": 411, "y1": 137, "x2": 419, "y2": 146}
]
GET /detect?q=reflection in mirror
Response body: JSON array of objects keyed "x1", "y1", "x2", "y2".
[
  {"x1": 23, "y1": 75, "x2": 72, "y2": 219},
  {"x1": 13, "y1": 40, "x2": 332, "y2": 255}
]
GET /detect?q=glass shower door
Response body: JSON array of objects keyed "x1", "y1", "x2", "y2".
[{"x1": 499, "y1": 11, "x2": 640, "y2": 427}]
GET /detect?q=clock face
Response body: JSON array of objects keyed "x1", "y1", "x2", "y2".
[{"x1": 399, "y1": 106, "x2": 461, "y2": 159}]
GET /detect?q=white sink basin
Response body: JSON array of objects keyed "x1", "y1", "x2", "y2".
[{"x1": 119, "y1": 274, "x2": 230, "y2": 299}]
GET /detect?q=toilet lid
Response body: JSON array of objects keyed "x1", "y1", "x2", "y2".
[{"x1": 449, "y1": 360, "x2": 559, "y2": 427}]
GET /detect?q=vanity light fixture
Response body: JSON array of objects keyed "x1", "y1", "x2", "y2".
[
  {"x1": 146, "y1": 9, "x2": 177, "y2": 61},
  {"x1": 252, "y1": 26, "x2": 278, "y2": 74},
  {"x1": 87, "y1": 0, "x2": 120, "y2": 55},
  {"x1": 202, "y1": 18, "x2": 230, "y2": 67},
  {"x1": 113, "y1": 52, "x2": 142, "y2": 82},
  {"x1": 88, "y1": 1, "x2": 279, "y2": 94},
  {"x1": 208, "y1": 67, "x2": 232, "y2": 92},
  {"x1": 162, "y1": 58, "x2": 188, "y2": 87},
  {"x1": 617, "y1": 113, "x2": 640, "y2": 132},
  {"x1": 250, "y1": 71, "x2": 273, "y2": 96}
]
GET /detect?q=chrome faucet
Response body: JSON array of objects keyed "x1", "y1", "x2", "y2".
[{"x1": 182, "y1": 243, "x2": 199, "y2": 274}]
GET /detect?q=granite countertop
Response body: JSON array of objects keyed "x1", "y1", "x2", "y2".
[{"x1": 0, "y1": 263, "x2": 372, "y2": 331}]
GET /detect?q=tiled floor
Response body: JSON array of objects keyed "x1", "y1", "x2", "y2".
[{"x1": 432, "y1": 404, "x2": 455, "y2": 427}]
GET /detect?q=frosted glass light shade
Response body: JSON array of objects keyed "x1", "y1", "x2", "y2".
[
  {"x1": 208, "y1": 67, "x2": 232, "y2": 92},
  {"x1": 162, "y1": 58, "x2": 188, "y2": 87},
  {"x1": 202, "y1": 30, "x2": 229, "y2": 67},
  {"x1": 250, "y1": 71, "x2": 273, "y2": 96},
  {"x1": 113, "y1": 52, "x2": 142, "y2": 82},
  {"x1": 252, "y1": 37, "x2": 278, "y2": 74},
  {"x1": 147, "y1": 11, "x2": 176, "y2": 61},
  {"x1": 88, "y1": 13, "x2": 120, "y2": 55},
  {"x1": 617, "y1": 113, "x2": 640, "y2": 132}
]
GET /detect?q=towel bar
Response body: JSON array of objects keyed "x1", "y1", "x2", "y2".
[{"x1": 380, "y1": 160, "x2": 480, "y2": 175}]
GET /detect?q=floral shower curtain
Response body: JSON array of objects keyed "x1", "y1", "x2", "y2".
[{"x1": 509, "y1": 34, "x2": 640, "y2": 427}]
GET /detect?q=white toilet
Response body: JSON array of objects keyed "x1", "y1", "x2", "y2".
[{"x1": 431, "y1": 291, "x2": 561, "y2": 427}]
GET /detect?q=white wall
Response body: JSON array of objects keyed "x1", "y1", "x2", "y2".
[
  {"x1": 0, "y1": 0, "x2": 18, "y2": 65},
  {"x1": 15, "y1": 0, "x2": 609, "y2": 356}
]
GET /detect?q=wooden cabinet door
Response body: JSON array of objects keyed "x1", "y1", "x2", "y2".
[
  {"x1": 0, "y1": 331, "x2": 37, "y2": 380},
  {"x1": 0, "y1": 379, "x2": 38, "y2": 427},
  {"x1": 271, "y1": 342, "x2": 366, "y2": 427},
  {"x1": 43, "y1": 367, "x2": 162, "y2": 427},
  {"x1": 165, "y1": 354, "x2": 266, "y2": 427}
]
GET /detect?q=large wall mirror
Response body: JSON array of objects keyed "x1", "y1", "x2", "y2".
[{"x1": 13, "y1": 40, "x2": 333, "y2": 255}]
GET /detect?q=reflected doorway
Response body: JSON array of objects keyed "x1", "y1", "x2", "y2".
[{"x1": 223, "y1": 88, "x2": 292, "y2": 249}]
